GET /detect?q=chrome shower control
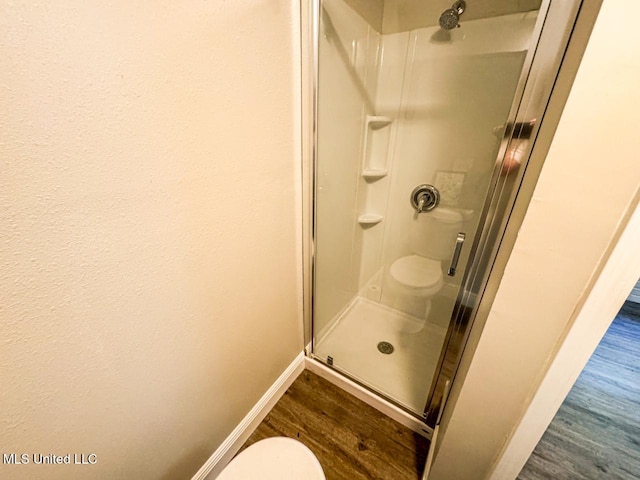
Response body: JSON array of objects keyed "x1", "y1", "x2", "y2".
[{"x1": 411, "y1": 184, "x2": 440, "y2": 213}]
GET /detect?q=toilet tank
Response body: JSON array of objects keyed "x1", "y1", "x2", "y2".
[{"x1": 410, "y1": 208, "x2": 463, "y2": 260}]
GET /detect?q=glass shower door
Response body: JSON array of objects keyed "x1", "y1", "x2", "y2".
[{"x1": 312, "y1": 0, "x2": 545, "y2": 417}]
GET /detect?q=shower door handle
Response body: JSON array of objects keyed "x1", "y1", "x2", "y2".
[{"x1": 447, "y1": 233, "x2": 466, "y2": 276}]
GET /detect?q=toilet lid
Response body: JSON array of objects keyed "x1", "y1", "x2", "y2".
[
  {"x1": 217, "y1": 437, "x2": 326, "y2": 480},
  {"x1": 390, "y1": 255, "x2": 442, "y2": 289}
]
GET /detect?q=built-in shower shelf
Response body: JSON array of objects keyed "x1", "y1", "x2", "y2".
[
  {"x1": 362, "y1": 116, "x2": 392, "y2": 179},
  {"x1": 367, "y1": 116, "x2": 392, "y2": 130},
  {"x1": 358, "y1": 213, "x2": 383, "y2": 226},
  {"x1": 362, "y1": 169, "x2": 388, "y2": 180}
]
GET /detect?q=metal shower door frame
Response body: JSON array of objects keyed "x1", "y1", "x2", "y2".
[{"x1": 421, "y1": 0, "x2": 586, "y2": 425}]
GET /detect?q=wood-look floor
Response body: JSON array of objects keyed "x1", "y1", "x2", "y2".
[
  {"x1": 241, "y1": 370, "x2": 429, "y2": 480},
  {"x1": 518, "y1": 302, "x2": 640, "y2": 480}
]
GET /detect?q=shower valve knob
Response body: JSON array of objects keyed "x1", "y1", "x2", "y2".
[{"x1": 411, "y1": 185, "x2": 440, "y2": 213}]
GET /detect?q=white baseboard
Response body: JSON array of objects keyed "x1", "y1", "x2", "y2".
[
  {"x1": 304, "y1": 356, "x2": 432, "y2": 438},
  {"x1": 191, "y1": 352, "x2": 305, "y2": 480}
]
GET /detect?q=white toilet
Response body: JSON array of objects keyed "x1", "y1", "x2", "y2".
[
  {"x1": 384, "y1": 208, "x2": 464, "y2": 321},
  {"x1": 217, "y1": 437, "x2": 326, "y2": 480}
]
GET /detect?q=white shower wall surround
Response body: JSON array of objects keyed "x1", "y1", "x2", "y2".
[
  {"x1": 374, "y1": 13, "x2": 538, "y2": 316},
  {"x1": 315, "y1": 1, "x2": 539, "y2": 338}
]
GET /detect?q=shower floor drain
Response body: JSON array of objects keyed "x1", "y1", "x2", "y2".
[{"x1": 377, "y1": 341, "x2": 394, "y2": 355}]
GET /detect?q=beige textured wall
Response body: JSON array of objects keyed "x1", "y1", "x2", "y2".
[
  {"x1": 0, "y1": 2, "x2": 302, "y2": 479},
  {"x1": 430, "y1": 0, "x2": 640, "y2": 478}
]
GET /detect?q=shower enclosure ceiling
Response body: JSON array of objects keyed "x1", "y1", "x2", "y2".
[{"x1": 309, "y1": 0, "x2": 579, "y2": 425}]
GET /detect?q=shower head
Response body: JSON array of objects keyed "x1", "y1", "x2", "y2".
[{"x1": 439, "y1": 1, "x2": 466, "y2": 30}]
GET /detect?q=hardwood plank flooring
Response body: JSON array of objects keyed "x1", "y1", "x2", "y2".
[
  {"x1": 240, "y1": 370, "x2": 429, "y2": 480},
  {"x1": 518, "y1": 302, "x2": 640, "y2": 480}
]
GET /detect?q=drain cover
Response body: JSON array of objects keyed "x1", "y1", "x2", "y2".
[{"x1": 377, "y1": 341, "x2": 394, "y2": 354}]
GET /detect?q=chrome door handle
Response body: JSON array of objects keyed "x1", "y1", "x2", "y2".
[{"x1": 447, "y1": 233, "x2": 466, "y2": 276}]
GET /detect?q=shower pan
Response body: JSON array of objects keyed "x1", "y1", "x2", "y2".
[{"x1": 305, "y1": 0, "x2": 583, "y2": 429}]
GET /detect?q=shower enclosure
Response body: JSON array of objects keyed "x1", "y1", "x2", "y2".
[{"x1": 306, "y1": 0, "x2": 582, "y2": 427}]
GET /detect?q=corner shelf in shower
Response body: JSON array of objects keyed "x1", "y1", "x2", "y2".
[
  {"x1": 362, "y1": 168, "x2": 388, "y2": 180},
  {"x1": 357, "y1": 213, "x2": 383, "y2": 226},
  {"x1": 366, "y1": 116, "x2": 392, "y2": 129},
  {"x1": 362, "y1": 115, "x2": 392, "y2": 181}
]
